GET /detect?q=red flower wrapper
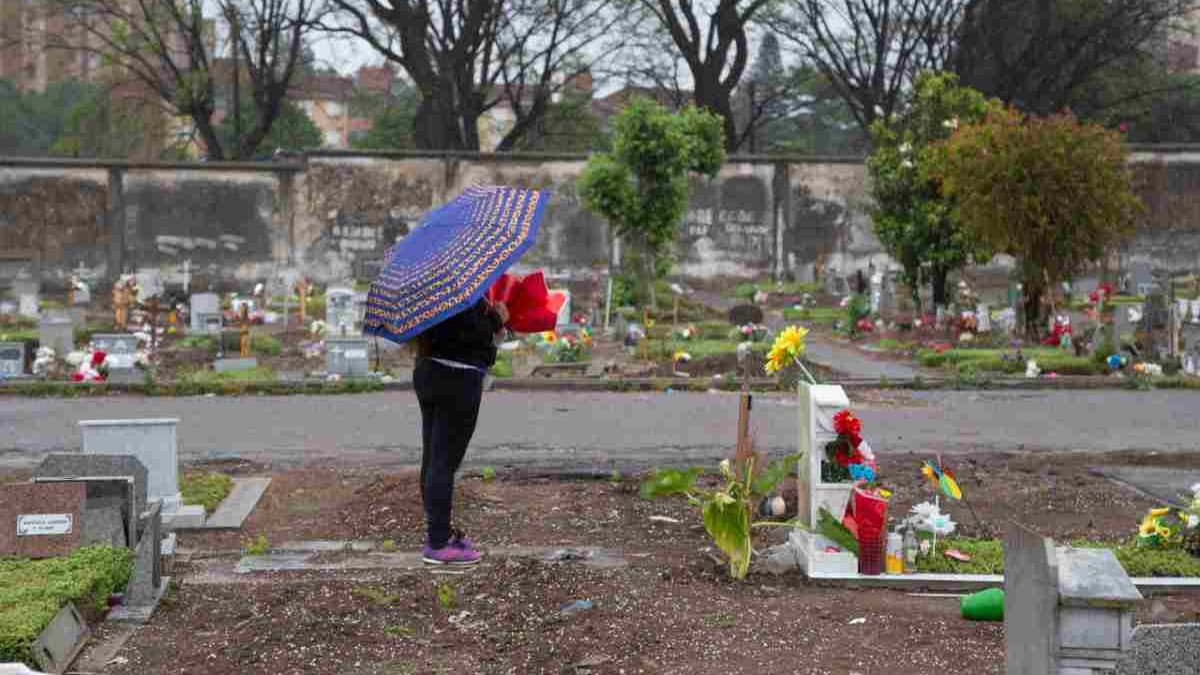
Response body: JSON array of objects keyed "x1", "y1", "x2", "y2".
[{"x1": 486, "y1": 271, "x2": 567, "y2": 334}]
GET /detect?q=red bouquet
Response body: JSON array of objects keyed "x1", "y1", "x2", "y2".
[
  {"x1": 486, "y1": 271, "x2": 567, "y2": 334},
  {"x1": 833, "y1": 409, "x2": 863, "y2": 449}
]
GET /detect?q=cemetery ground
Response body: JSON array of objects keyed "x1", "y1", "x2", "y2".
[{"x1": 1, "y1": 449, "x2": 1193, "y2": 674}]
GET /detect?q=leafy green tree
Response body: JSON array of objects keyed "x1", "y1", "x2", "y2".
[
  {"x1": 934, "y1": 108, "x2": 1141, "y2": 338},
  {"x1": 578, "y1": 98, "x2": 724, "y2": 306},
  {"x1": 51, "y1": 87, "x2": 178, "y2": 159},
  {"x1": 0, "y1": 79, "x2": 96, "y2": 155},
  {"x1": 351, "y1": 85, "x2": 419, "y2": 150},
  {"x1": 219, "y1": 100, "x2": 322, "y2": 158},
  {"x1": 515, "y1": 98, "x2": 604, "y2": 152},
  {"x1": 867, "y1": 72, "x2": 999, "y2": 309}
]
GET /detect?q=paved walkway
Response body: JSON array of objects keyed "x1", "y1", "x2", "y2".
[
  {"x1": 3, "y1": 390, "x2": 1199, "y2": 472},
  {"x1": 803, "y1": 334, "x2": 924, "y2": 381}
]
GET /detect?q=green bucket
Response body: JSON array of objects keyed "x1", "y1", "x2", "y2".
[{"x1": 960, "y1": 588, "x2": 1005, "y2": 622}]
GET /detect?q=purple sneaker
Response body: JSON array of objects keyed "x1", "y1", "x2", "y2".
[
  {"x1": 423, "y1": 542, "x2": 481, "y2": 566},
  {"x1": 449, "y1": 529, "x2": 473, "y2": 550}
]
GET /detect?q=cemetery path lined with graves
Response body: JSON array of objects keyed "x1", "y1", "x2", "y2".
[{"x1": 3, "y1": 389, "x2": 1200, "y2": 472}]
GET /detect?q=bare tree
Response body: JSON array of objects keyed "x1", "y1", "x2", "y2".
[
  {"x1": 951, "y1": 0, "x2": 1198, "y2": 117},
  {"x1": 323, "y1": 0, "x2": 625, "y2": 151},
  {"x1": 769, "y1": 0, "x2": 965, "y2": 136},
  {"x1": 42, "y1": 0, "x2": 320, "y2": 160},
  {"x1": 634, "y1": 0, "x2": 773, "y2": 152}
]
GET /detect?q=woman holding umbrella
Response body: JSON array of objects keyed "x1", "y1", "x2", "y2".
[
  {"x1": 364, "y1": 186, "x2": 551, "y2": 566},
  {"x1": 411, "y1": 298, "x2": 508, "y2": 564}
]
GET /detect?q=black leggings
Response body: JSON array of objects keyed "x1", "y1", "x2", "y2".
[{"x1": 414, "y1": 358, "x2": 484, "y2": 549}]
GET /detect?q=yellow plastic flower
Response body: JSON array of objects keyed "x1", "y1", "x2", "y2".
[
  {"x1": 764, "y1": 325, "x2": 809, "y2": 375},
  {"x1": 1150, "y1": 507, "x2": 1171, "y2": 517},
  {"x1": 673, "y1": 351, "x2": 692, "y2": 363},
  {"x1": 542, "y1": 331, "x2": 557, "y2": 344}
]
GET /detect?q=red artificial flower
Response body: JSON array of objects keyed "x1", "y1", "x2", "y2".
[
  {"x1": 835, "y1": 448, "x2": 853, "y2": 468},
  {"x1": 91, "y1": 350, "x2": 107, "y2": 367},
  {"x1": 71, "y1": 373, "x2": 84, "y2": 382},
  {"x1": 833, "y1": 410, "x2": 862, "y2": 438}
]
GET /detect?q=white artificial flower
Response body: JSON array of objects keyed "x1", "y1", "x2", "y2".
[
  {"x1": 35, "y1": 346, "x2": 55, "y2": 360},
  {"x1": 898, "y1": 142, "x2": 912, "y2": 155},
  {"x1": 901, "y1": 159, "x2": 914, "y2": 169},
  {"x1": 1190, "y1": 483, "x2": 1200, "y2": 495},
  {"x1": 943, "y1": 118, "x2": 959, "y2": 130},
  {"x1": 1189, "y1": 515, "x2": 1199, "y2": 529},
  {"x1": 65, "y1": 351, "x2": 87, "y2": 367}
]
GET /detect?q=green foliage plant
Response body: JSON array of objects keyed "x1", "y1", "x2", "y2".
[
  {"x1": 640, "y1": 454, "x2": 801, "y2": 580},
  {"x1": 179, "y1": 472, "x2": 234, "y2": 513},
  {"x1": 868, "y1": 72, "x2": 1000, "y2": 310},
  {"x1": 934, "y1": 108, "x2": 1141, "y2": 338},
  {"x1": 579, "y1": 98, "x2": 725, "y2": 306}
]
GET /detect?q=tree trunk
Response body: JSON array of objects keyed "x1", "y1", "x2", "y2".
[
  {"x1": 1023, "y1": 280, "x2": 1044, "y2": 340},
  {"x1": 931, "y1": 266, "x2": 950, "y2": 309}
]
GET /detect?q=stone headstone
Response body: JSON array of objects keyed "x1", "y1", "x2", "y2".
[
  {"x1": 91, "y1": 333, "x2": 138, "y2": 370},
  {"x1": 728, "y1": 304, "x2": 764, "y2": 326},
  {"x1": 38, "y1": 315, "x2": 75, "y2": 356},
  {"x1": 14, "y1": 280, "x2": 39, "y2": 318},
  {"x1": 327, "y1": 337, "x2": 369, "y2": 376},
  {"x1": 0, "y1": 482, "x2": 86, "y2": 558},
  {"x1": 553, "y1": 290, "x2": 572, "y2": 328},
  {"x1": 80, "y1": 419, "x2": 181, "y2": 515},
  {"x1": 1117, "y1": 624, "x2": 1200, "y2": 674},
  {"x1": 35, "y1": 453, "x2": 148, "y2": 521},
  {"x1": 135, "y1": 270, "x2": 164, "y2": 300},
  {"x1": 125, "y1": 502, "x2": 163, "y2": 610},
  {"x1": 1005, "y1": 525, "x2": 1059, "y2": 675},
  {"x1": 190, "y1": 292, "x2": 222, "y2": 333},
  {"x1": 1057, "y1": 546, "x2": 1142, "y2": 672},
  {"x1": 325, "y1": 286, "x2": 356, "y2": 336},
  {"x1": 1129, "y1": 261, "x2": 1158, "y2": 296},
  {"x1": 1144, "y1": 293, "x2": 1169, "y2": 330},
  {"x1": 877, "y1": 272, "x2": 898, "y2": 321},
  {"x1": 869, "y1": 271, "x2": 883, "y2": 315},
  {"x1": 0, "y1": 341, "x2": 25, "y2": 376},
  {"x1": 976, "y1": 303, "x2": 992, "y2": 333}
]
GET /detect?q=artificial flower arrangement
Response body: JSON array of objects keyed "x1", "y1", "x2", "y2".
[
  {"x1": 32, "y1": 347, "x2": 56, "y2": 377},
  {"x1": 673, "y1": 350, "x2": 692, "y2": 364},
  {"x1": 1136, "y1": 484, "x2": 1200, "y2": 557},
  {"x1": 69, "y1": 349, "x2": 109, "y2": 382},
  {"x1": 676, "y1": 324, "x2": 698, "y2": 341},
  {"x1": 548, "y1": 333, "x2": 586, "y2": 363},
  {"x1": 736, "y1": 323, "x2": 769, "y2": 343},
  {"x1": 1087, "y1": 283, "x2": 1115, "y2": 323},
  {"x1": 1133, "y1": 362, "x2": 1164, "y2": 378},
  {"x1": 822, "y1": 409, "x2": 878, "y2": 483}
]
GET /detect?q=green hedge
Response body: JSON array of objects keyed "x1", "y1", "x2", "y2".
[
  {"x1": 913, "y1": 538, "x2": 1200, "y2": 577},
  {"x1": 917, "y1": 348, "x2": 1104, "y2": 376},
  {"x1": 0, "y1": 546, "x2": 133, "y2": 665},
  {"x1": 782, "y1": 307, "x2": 842, "y2": 325}
]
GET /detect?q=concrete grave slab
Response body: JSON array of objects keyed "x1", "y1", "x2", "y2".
[
  {"x1": 0, "y1": 482, "x2": 85, "y2": 559},
  {"x1": 34, "y1": 453, "x2": 148, "y2": 518},
  {"x1": 0, "y1": 342, "x2": 25, "y2": 377},
  {"x1": 326, "y1": 338, "x2": 369, "y2": 376},
  {"x1": 37, "y1": 315, "x2": 74, "y2": 357},
  {"x1": 31, "y1": 603, "x2": 88, "y2": 675},
  {"x1": 79, "y1": 419, "x2": 180, "y2": 514},
  {"x1": 1116, "y1": 624, "x2": 1200, "y2": 675},
  {"x1": 213, "y1": 357, "x2": 258, "y2": 373},
  {"x1": 1090, "y1": 466, "x2": 1200, "y2": 507},
  {"x1": 1004, "y1": 524, "x2": 1059, "y2": 675},
  {"x1": 110, "y1": 502, "x2": 166, "y2": 623},
  {"x1": 193, "y1": 477, "x2": 270, "y2": 530}
]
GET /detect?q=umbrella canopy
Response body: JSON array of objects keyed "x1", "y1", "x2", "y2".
[{"x1": 363, "y1": 185, "x2": 550, "y2": 344}]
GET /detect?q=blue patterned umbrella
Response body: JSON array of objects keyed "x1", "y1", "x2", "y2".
[{"x1": 363, "y1": 185, "x2": 551, "y2": 344}]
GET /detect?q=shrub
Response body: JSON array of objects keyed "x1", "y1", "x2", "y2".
[
  {"x1": 251, "y1": 334, "x2": 282, "y2": 356},
  {"x1": 0, "y1": 546, "x2": 133, "y2": 665}
]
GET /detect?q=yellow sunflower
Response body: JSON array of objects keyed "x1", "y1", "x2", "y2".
[{"x1": 764, "y1": 325, "x2": 809, "y2": 375}]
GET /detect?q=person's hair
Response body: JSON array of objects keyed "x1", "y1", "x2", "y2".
[{"x1": 414, "y1": 333, "x2": 433, "y2": 358}]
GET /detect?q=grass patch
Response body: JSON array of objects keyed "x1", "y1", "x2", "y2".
[
  {"x1": 913, "y1": 538, "x2": 1200, "y2": 577},
  {"x1": 177, "y1": 366, "x2": 277, "y2": 385},
  {"x1": 177, "y1": 335, "x2": 216, "y2": 351},
  {"x1": 648, "y1": 339, "x2": 769, "y2": 360},
  {"x1": 242, "y1": 534, "x2": 269, "y2": 555},
  {"x1": 0, "y1": 546, "x2": 133, "y2": 665},
  {"x1": 782, "y1": 307, "x2": 842, "y2": 325},
  {"x1": 251, "y1": 334, "x2": 282, "y2": 356},
  {"x1": 0, "y1": 329, "x2": 37, "y2": 342},
  {"x1": 730, "y1": 281, "x2": 820, "y2": 299},
  {"x1": 916, "y1": 347, "x2": 1103, "y2": 375},
  {"x1": 179, "y1": 472, "x2": 234, "y2": 513},
  {"x1": 353, "y1": 586, "x2": 400, "y2": 606},
  {"x1": 490, "y1": 353, "x2": 514, "y2": 378}
]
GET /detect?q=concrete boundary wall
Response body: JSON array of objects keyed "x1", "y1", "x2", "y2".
[{"x1": 0, "y1": 148, "x2": 1196, "y2": 290}]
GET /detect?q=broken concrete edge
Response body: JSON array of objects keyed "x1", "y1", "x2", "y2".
[
  {"x1": 3, "y1": 375, "x2": 1196, "y2": 397},
  {"x1": 796, "y1": 571, "x2": 1200, "y2": 596},
  {"x1": 175, "y1": 477, "x2": 271, "y2": 531},
  {"x1": 31, "y1": 602, "x2": 89, "y2": 675},
  {"x1": 107, "y1": 577, "x2": 170, "y2": 624}
]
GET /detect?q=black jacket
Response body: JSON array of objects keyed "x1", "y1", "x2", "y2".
[{"x1": 420, "y1": 300, "x2": 502, "y2": 369}]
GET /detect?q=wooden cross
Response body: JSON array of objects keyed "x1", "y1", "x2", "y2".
[
  {"x1": 238, "y1": 303, "x2": 251, "y2": 358},
  {"x1": 294, "y1": 279, "x2": 310, "y2": 326}
]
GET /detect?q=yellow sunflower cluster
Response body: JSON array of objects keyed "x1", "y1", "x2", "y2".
[{"x1": 764, "y1": 325, "x2": 809, "y2": 375}]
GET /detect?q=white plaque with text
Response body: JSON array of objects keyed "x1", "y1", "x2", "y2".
[{"x1": 17, "y1": 514, "x2": 73, "y2": 536}]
